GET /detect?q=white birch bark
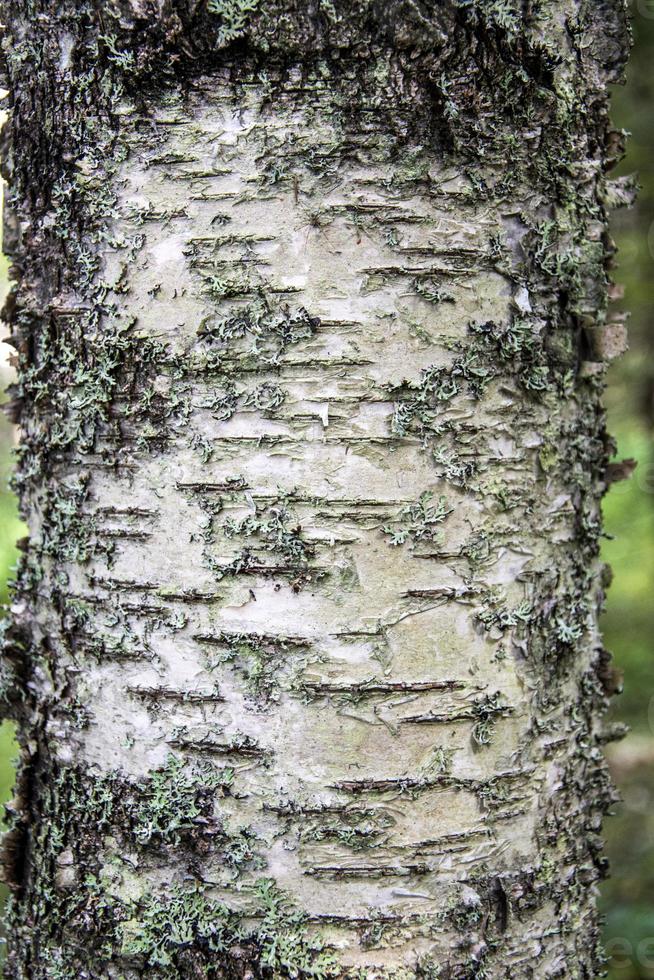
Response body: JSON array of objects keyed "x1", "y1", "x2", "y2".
[{"x1": 0, "y1": 2, "x2": 632, "y2": 977}]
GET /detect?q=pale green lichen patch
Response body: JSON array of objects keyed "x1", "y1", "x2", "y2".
[
  {"x1": 382, "y1": 493, "x2": 453, "y2": 547},
  {"x1": 120, "y1": 880, "x2": 340, "y2": 978}
]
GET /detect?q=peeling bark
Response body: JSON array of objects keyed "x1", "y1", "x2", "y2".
[{"x1": 0, "y1": 2, "x2": 632, "y2": 978}]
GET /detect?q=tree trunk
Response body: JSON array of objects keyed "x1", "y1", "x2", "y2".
[{"x1": 0, "y1": 2, "x2": 632, "y2": 977}]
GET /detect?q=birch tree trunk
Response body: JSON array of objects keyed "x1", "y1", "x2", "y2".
[{"x1": 0, "y1": 1, "x2": 633, "y2": 977}]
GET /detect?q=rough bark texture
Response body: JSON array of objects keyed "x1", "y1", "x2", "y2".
[{"x1": 0, "y1": 1, "x2": 633, "y2": 978}]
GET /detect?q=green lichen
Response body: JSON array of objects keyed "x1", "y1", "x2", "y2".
[
  {"x1": 471, "y1": 693, "x2": 511, "y2": 747},
  {"x1": 197, "y1": 299, "x2": 320, "y2": 364},
  {"x1": 121, "y1": 879, "x2": 340, "y2": 978},
  {"x1": 126, "y1": 755, "x2": 229, "y2": 847},
  {"x1": 383, "y1": 493, "x2": 453, "y2": 547},
  {"x1": 201, "y1": 630, "x2": 311, "y2": 703},
  {"x1": 217, "y1": 499, "x2": 319, "y2": 588},
  {"x1": 206, "y1": 0, "x2": 261, "y2": 47}
]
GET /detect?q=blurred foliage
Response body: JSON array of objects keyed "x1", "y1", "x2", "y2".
[
  {"x1": 601, "y1": 4, "x2": 654, "y2": 979},
  {"x1": 0, "y1": 6, "x2": 653, "y2": 972},
  {"x1": 0, "y1": 246, "x2": 20, "y2": 795},
  {"x1": 0, "y1": 245, "x2": 20, "y2": 955}
]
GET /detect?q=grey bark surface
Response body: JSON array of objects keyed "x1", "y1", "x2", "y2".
[{"x1": 0, "y1": 1, "x2": 632, "y2": 978}]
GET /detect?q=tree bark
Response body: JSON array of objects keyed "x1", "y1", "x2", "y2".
[{"x1": 0, "y1": 1, "x2": 632, "y2": 977}]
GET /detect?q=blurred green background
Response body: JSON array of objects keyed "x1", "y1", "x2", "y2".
[
  {"x1": 599, "y1": 5, "x2": 654, "y2": 979},
  {"x1": 0, "y1": 6, "x2": 653, "y2": 975},
  {"x1": 0, "y1": 241, "x2": 22, "y2": 953}
]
